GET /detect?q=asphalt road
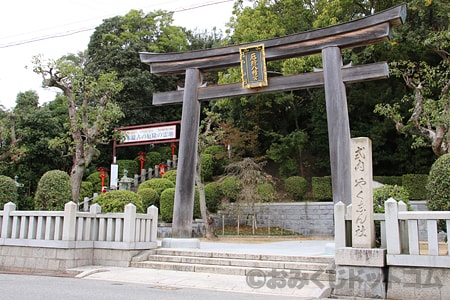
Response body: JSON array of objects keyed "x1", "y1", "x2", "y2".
[{"x1": 0, "y1": 273, "x2": 309, "y2": 300}]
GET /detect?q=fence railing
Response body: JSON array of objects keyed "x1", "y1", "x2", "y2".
[
  {"x1": 334, "y1": 198, "x2": 450, "y2": 268},
  {"x1": 385, "y1": 198, "x2": 450, "y2": 268},
  {"x1": 334, "y1": 201, "x2": 387, "y2": 249},
  {"x1": 132, "y1": 156, "x2": 178, "y2": 188},
  {"x1": 0, "y1": 201, "x2": 158, "y2": 250}
]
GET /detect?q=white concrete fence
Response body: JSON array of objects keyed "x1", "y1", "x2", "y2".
[
  {"x1": 0, "y1": 201, "x2": 158, "y2": 250},
  {"x1": 335, "y1": 198, "x2": 450, "y2": 268}
]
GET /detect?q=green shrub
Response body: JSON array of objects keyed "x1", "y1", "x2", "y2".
[
  {"x1": 86, "y1": 171, "x2": 108, "y2": 194},
  {"x1": 160, "y1": 188, "x2": 175, "y2": 222},
  {"x1": 35, "y1": 170, "x2": 72, "y2": 210},
  {"x1": 402, "y1": 174, "x2": 429, "y2": 200},
  {"x1": 257, "y1": 183, "x2": 275, "y2": 202},
  {"x1": 312, "y1": 176, "x2": 332, "y2": 201},
  {"x1": 137, "y1": 188, "x2": 160, "y2": 208},
  {"x1": 204, "y1": 182, "x2": 222, "y2": 213},
  {"x1": 160, "y1": 188, "x2": 201, "y2": 222},
  {"x1": 373, "y1": 176, "x2": 402, "y2": 186},
  {"x1": 426, "y1": 153, "x2": 450, "y2": 212},
  {"x1": 373, "y1": 184, "x2": 410, "y2": 213},
  {"x1": 158, "y1": 146, "x2": 173, "y2": 162},
  {"x1": 203, "y1": 145, "x2": 227, "y2": 175},
  {"x1": 284, "y1": 176, "x2": 308, "y2": 200},
  {"x1": 93, "y1": 190, "x2": 143, "y2": 213},
  {"x1": 79, "y1": 181, "x2": 93, "y2": 202},
  {"x1": 162, "y1": 169, "x2": 177, "y2": 184},
  {"x1": 138, "y1": 178, "x2": 175, "y2": 195},
  {"x1": 117, "y1": 160, "x2": 139, "y2": 177},
  {"x1": 221, "y1": 176, "x2": 242, "y2": 202},
  {"x1": 201, "y1": 153, "x2": 214, "y2": 182},
  {"x1": 145, "y1": 151, "x2": 162, "y2": 169},
  {"x1": 0, "y1": 175, "x2": 18, "y2": 207}
]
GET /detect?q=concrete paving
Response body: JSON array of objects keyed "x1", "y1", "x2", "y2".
[{"x1": 69, "y1": 239, "x2": 336, "y2": 299}]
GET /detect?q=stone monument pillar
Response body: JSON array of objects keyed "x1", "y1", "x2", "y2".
[{"x1": 333, "y1": 137, "x2": 387, "y2": 299}]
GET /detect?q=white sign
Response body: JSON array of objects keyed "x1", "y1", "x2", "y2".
[{"x1": 121, "y1": 125, "x2": 176, "y2": 143}]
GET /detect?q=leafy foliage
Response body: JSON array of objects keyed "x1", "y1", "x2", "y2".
[
  {"x1": 137, "y1": 188, "x2": 159, "y2": 209},
  {"x1": 284, "y1": 176, "x2": 308, "y2": 201},
  {"x1": 160, "y1": 188, "x2": 201, "y2": 222},
  {"x1": 220, "y1": 176, "x2": 242, "y2": 202},
  {"x1": 117, "y1": 159, "x2": 139, "y2": 177},
  {"x1": 138, "y1": 178, "x2": 174, "y2": 196},
  {"x1": 373, "y1": 185, "x2": 410, "y2": 213},
  {"x1": 204, "y1": 182, "x2": 223, "y2": 213},
  {"x1": 256, "y1": 183, "x2": 276, "y2": 203},
  {"x1": 312, "y1": 176, "x2": 332, "y2": 201},
  {"x1": 401, "y1": 174, "x2": 429, "y2": 200},
  {"x1": 0, "y1": 175, "x2": 18, "y2": 207},
  {"x1": 426, "y1": 153, "x2": 450, "y2": 212},
  {"x1": 162, "y1": 169, "x2": 177, "y2": 184},
  {"x1": 93, "y1": 190, "x2": 143, "y2": 213},
  {"x1": 34, "y1": 170, "x2": 72, "y2": 210},
  {"x1": 200, "y1": 153, "x2": 214, "y2": 182},
  {"x1": 145, "y1": 152, "x2": 162, "y2": 169}
]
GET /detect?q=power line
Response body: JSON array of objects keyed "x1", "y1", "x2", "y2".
[{"x1": 0, "y1": 0, "x2": 233, "y2": 49}]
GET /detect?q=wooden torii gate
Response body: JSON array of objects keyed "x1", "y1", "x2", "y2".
[{"x1": 140, "y1": 4, "x2": 406, "y2": 239}]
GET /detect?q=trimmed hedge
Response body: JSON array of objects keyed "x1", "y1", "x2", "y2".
[
  {"x1": 137, "y1": 188, "x2": 160, "y2": 208},
  {"x1": 0, "y1": 175, "x2": 18, "y2": 207},
  {"x1": 93, "y1": 190, "x2": 143, "y2": 213},
  {"x1": 201, "y1": 153, "x2": 214, "y2": 182},
  {"x1": 426, "y1": 153, "x2": 450, "y2": 212},
  {"x1": 162, "y1": 169, "x2": 177, "y2": 184},
  {"x1": 35, "y1": 170, "x2": 72, "y2": 211},
  {"x1": 373, "y1": 176, "x2": 402, "y2": 186},
  {"x1": 284, "y1": 176, "x2": 308, "y2": 201},
  {"x1": 86, "y1": 171, "x2": 108, "y2": 194},
  {"x1": 220, "y1": 176, "x2": 242, "y2": 202},
  {"x1": 373, "y1": 184, "x2": 410, "y2": 213},
  {"x1": 138, "y1": 178, "x2": 175, "y2": 196},
  {"x1": 79, "y1": 181, "x2": 94, "y2": 203},
  {"x1": 160, "y1": 188, "x2": 201, "y2": 222},
  {"x1": 401, "y1": 174, "x2": 429, "y2": 200},
  {"x1": 203, "y1": 145, "x2": 227, "y2": 175},
  {"x1": 204, "y1": 182, "x2": 223, "y2": 213},
  {"x1": 257, "y1": 183, "x2": 276, "y2": 202},
  {"x1": 312, "y1": 176, "x2": 332, "y2": 201}
]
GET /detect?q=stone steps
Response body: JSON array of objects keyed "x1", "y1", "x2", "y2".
[{"x1": 131, "y1": 248, "x2": 336, "y2": 282}]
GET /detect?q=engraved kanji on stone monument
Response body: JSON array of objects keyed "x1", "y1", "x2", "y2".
[{"x1": 351, "y1": 137, "x2": 375, "y2": 248}]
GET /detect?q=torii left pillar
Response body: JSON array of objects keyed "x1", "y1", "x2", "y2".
[{"x1": 162, "y1": 68, "x2": 202, "y2": 248}]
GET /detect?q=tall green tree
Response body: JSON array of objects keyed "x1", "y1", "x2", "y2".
[
  {"x1": 33, "y1": 52, "x2": 124, "y2": 203},
  {"x1": 86, "y1": 9, "x2": 188, "y2": 127},
  {"x1": 375, "y1": 0, "x2": 450, "y2": 157}
]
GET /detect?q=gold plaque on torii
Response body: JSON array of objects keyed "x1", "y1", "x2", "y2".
[{"x1": 239, "y1": 44, "x2": 268, "y2": 88}]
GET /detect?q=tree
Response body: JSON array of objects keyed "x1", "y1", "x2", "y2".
[
  {"x1": 33, "y1": 52, "x2": 124, "y2": 203},
  {"x1": 86, "y1": 9, "x2": 188, "y2": 127},
  {"x1": 374, "y1": 1, "x2": 450, "y2": 157},
  {"x1": 196, "y1": 109, "x2": 224, "y2": 239}
]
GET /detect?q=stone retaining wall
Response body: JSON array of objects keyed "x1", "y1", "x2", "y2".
[{"x1": 0, "y1": 246, "x2": 141, "y2": 273}]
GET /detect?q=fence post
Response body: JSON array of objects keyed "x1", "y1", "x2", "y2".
[
  {"x1": 173, "y1": 155, "x2": 178, "y2": 169},
  {"x1": 140, "y1": 168, "x2": 146, "y2": 183},
  {"x1": 62, "y1": 201, "x2": 77, "y2": 241},
  {"x1": 148, "y1": 205, "x2": 158, "y2": 242},
  {"x1": 398, "y1": 201, "x2": 409, "y2": 254},
  {"x1": 334, "y1": 201, "x2": 346, "y2": 248},
  {"x1": 83, "y1": 197, "x2": 89, "y2": 212},
  {"x1": 123, "y1": 203, "x2": 136, "y2": 243},
  {"x1": 385, "y1": 198, "x2": 401, "y2": 254},
  {"x1": 1, "y1": 202, "x2": 16, "y2": 239}
]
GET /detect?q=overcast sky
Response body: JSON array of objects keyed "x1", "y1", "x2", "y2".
[{"x1": 0, "y1": 0, "x2": 235, "y2": 109}]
